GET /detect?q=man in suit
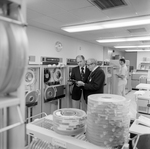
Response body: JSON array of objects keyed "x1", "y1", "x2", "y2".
[
  {"x1": 77, "y1": 58, "x2": 105, "y2": 103},
  {"x1": 70, "y1": 55, "x2": 90, "y2": 109}
]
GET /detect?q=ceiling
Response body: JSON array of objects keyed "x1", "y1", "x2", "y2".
[{"x1": 26, "y1": 0, "x2": 150, "y2": 51}]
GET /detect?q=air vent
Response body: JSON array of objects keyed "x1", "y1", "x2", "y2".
[
  {"x1": 88, "y1": 0, "x2": 127, "y2": 10},
  {"x1": 128, "y1": 28, "x2": 147, "y2": 34}
]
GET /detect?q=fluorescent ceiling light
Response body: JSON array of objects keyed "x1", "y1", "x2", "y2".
[
  {"x1": 62, "y1": 15, "x2": 150, "y2": 32},
  {"x1": 97, "y1": 36, "x2": 150, "y2": 43},
  {"x1": 126, "y1": 49, "x2": 150, "y2": 52},
  {"x1": 115, "y1": 45, "x2": 150, "y2": 48},
  {"x1": 62, "y1": 24, "x2": 103, "y2": 32}
]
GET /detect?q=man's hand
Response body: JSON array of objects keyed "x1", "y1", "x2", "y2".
[
  {"x1": 116, "y1": 74, "x2": 120, "y2": 77},
  {"x1": 67, "y1": 81, "x2": 73, "y2": 86},
  {"x1": 76, "y1": 81, "x2": 84, "y2": 87}
]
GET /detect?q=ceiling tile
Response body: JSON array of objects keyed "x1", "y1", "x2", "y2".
[
  {"x1": 49, "y1": 0, "x2": 92, "y2": 11},
  {"x1": 27, "y1": 8, "x2": 44, "y2": 20},
  {"x1": 130, "y1": 0, "x2": 150, "y2": 15},
  {"x1": 108, "y1": 30, "x2": 129, "y2": 38},
  {"x1": 27, "y1": 0, "x2": 66, "y2": 17},
  {"x1": 69, "y1": 6, "x2": 108, "y2": 23},
  {"x1": 28, "y1": 19, "x2": 55, "y2": 31},
  {"x1": 48, "y1": 12, "x2": 84, "y2": 26},
  {"x1": 89, "y1": 31, "x2": 114, "y2": 38},
  {"x1": 30, "y1": 16, "x2": 62, "y2": 28}
]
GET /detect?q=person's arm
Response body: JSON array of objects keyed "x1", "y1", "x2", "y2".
[
  {"x1": 116, "y1": 74, "x2": 124, "y2": 79},
  {"x1": 68, "y1": 68, "x2": 76, "y2": 86},
  {"x1": 116, "y1": 67, "x2": 127, "y2": 79},
  {"x1": 84, "y1": 70, "x2": 105, "y2": 90},
  {"x1": 70, "y1": 68, "x2": 75, "y2": 80},
  {"x1": 76, "y1": 69, "x2": 105, "y2": 90}
]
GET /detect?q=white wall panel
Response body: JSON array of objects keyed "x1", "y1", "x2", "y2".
[{"x1": 27, "y1": 26, "x2": 103, "y2": 64}]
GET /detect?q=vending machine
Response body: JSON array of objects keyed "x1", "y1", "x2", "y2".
[{"x1": 41, "y1": 57, "x2": 66, "y2": 115}]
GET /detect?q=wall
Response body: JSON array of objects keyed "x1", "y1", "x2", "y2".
[
  {"x1": 115, "y1": 50, "x2": 125, "y2": 59},
  {"x1": 103, "y1": 47, "x2": 112, "y2": 60},
  {"x1": 103, "y1": 47, "x2": 125, "y2": 60},
  {"x1": 27, "y1": 26, "x2": 104, "y2": 64},
  {"x1": 137, "y1": 51, "x2": 150, "y2": 69},
  {"x1": 125, "y1": 52, "x2": 137, "y2": 69}
]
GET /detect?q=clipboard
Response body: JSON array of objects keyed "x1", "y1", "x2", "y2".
[{"x1": 68, "y1": 79, "x2": 77, "y2": 84}]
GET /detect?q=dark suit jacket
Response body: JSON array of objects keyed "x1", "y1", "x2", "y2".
[
  {"x1": 71, "y1": 66, "x2": 90, "y2": 100},
  {"x1": 84, "y1": 67, "x2": 105, "y2": 103}
]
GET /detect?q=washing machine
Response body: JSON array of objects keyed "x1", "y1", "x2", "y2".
[
  {"x1": 25, "y1": 65, "x2": 41, "y2": 145},
  {"x1": 41, "y1": 57, "x2": 66, "y2": 115},
  {"x1": 66, "y1": 58, "x2": 78, "y2": 108}
]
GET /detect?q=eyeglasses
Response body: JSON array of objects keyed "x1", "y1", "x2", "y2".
[{"x1": 87, "y1": 63, "x2": 93, "y2": 66}]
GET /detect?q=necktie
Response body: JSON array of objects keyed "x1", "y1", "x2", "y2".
[
  {"x1": 88, "y1": 72, "x2": 92, "y2": 80},
  {"x1": 81, "y1": 67, "x2": 84, "y2": 81}
]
